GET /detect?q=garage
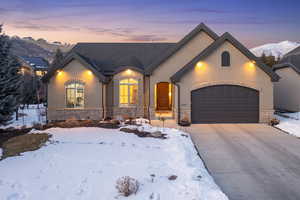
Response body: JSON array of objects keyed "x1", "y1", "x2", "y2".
[{"x1": 191, "y1": 85, "x2": 259, "y2": 123}]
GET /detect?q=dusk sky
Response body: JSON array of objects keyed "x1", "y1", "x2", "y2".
[{"x1": 1, "y1": 0, "x2": 299, "y2": 48}]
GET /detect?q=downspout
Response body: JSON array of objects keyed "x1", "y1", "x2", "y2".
[
  {"x1": 173, "y1": 82, "x2": 181, "y2": 124},
  {"x1": 101, "y1": 82, "x2": 105, "y2": 119},
  {"x1": 147, "y1": 75, "x2": 151, "y2": 121}
]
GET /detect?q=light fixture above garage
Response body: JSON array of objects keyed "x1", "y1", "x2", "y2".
[
  {"x1": 250, "y1": 61, "x2": 256, "y2": 67},
  {"x1": 196, "y1": 62, "x2": 204, "y2": 68}
]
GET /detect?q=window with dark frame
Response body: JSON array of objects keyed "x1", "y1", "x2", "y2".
[{"x1": 221, "y1": 51, "x2": 230, "y2": 67}]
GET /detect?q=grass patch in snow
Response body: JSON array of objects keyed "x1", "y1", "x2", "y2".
[{"x1": 1, "y1": 133, "x2": 50, "y2": 159}]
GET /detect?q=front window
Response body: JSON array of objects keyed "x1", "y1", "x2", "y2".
[
  {"x1": 66, "y1": 82, "x2": 84, "y2": 108},
  {"x1": 36, "y1": 70, "x2": 44, "y2": 76},
  {"x1": 119, "y1": 78, "x2": 138, "y2": 106}
]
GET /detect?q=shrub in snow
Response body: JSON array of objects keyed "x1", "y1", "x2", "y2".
[
  {"x1": 269, "y1": 118, "x2": 280, "y2": 126},
  {"x1": 179, "y1": 113, "x2": 191, "y2": 127},
  {"x1": 116, "y1": 176, "x2": 139, "y2": 197},
  {"x1": 134, "y1": 117, "x2": 150, "y2": 125},
  {"x1": 168, "y1": 175, "x2": 177, "y2": 181}
]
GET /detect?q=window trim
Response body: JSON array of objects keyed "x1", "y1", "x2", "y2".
[
  {"x1": 221, "y1": 51, "x2": 231, "y2": 67},
  {"x1": 65, "y1": 81, "x2": 85, "y2": 109},
  {"x1": 119, "y1": 78, "x2": 138, "y2": 107}
]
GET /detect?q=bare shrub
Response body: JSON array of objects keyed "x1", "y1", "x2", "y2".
[
  {"x1": 116, "y1": 176, "x2": 139, "y2": 197},
  {"x1": 32, "y1": 122, "x2": 44, "y2": 130},
  {"x1": 269, "y1": 118, "x2": 280, "y2": 126}
]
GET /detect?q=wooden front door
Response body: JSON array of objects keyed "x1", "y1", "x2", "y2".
[{"x1": 156, "y1": 82, "x2": 170, "y2": 110}]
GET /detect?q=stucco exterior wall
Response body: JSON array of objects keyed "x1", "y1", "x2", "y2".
[
  {"x1": 149, "y1": 31, "x2": 215, "y2": 118},
  {"x1": 274, "y1": 68, "x2": 300, "y2": 111},
  {"x1": 110, "y1": 69, "x2": 145, "y2": 119},
  {"x1": 47, "y1": 59, "x2": 103, "y2": 121},
  {"x1": 179, "y1": 41, "x2": 274, "y2": 123}
]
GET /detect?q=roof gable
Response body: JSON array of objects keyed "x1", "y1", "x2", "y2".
[
  {"x1": 171, "y1": 32, "x2": 280, "y2": 82},
  {"x1": 42, "y1": 52, "x2": 107, "y2": 83},
  {"x1": 145, "y1": 23, "x2": 219, "y2": 75}
]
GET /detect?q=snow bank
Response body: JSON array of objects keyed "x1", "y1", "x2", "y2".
[
  {"x1": 276, "y1": 113, "x2": 300, "y2": 137},
  {"x1": 0, "y1": 148, "x2": 2, "y2": 158},
  {"x1": 0, "y1": 126, "x2": 228, "y2": 200}
]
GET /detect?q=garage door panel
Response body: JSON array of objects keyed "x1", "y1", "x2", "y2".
[{"x1": 191, "y1": 85, "x2": 259, "y2": 123}]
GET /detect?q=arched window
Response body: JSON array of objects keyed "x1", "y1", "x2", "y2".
[
  {"x1": 221, "y1": 51, "x2": 230, "y2": 67},
  {"x1": 66, "y1": 82, "x2": 85, "y2": 108},
  {"x1": 119, "y1": 78, "x2": 138, "y2": 106}
]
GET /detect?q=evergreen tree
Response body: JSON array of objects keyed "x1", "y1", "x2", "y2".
[
  {"x1": 0, "y1": 25, "x2": 21, "y2": 125},
  {"x1": 51, "y1": 48, "x2": 64, "y2": 69},
  {"x1": 260, "y1": 52, "x2": 278, "y2": 67}
]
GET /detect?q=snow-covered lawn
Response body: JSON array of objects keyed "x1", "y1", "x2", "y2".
[
  {"x1": 0, "y1": 125, "x2": 228, "y2": 200},
  {"x1": 276, "y1": 112, "x2": 300, "y2": 137},
  {"x1": 1, "y1": 104, "x2": 46, "y2": 129}
]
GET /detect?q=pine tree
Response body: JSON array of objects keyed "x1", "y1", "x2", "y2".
[
  {"x1": 260, "y1": 52, "x2": 278, "y2": 67},
  {"x1": 51, "y1": 48, "x2": 64, "y2": 69},
  {"x1": 0, "y1": 25, "x2": 21, "y2": 125}
]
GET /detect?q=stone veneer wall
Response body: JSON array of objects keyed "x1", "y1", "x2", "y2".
[{"x1": 48, "y1": 109, "x2": 103, "y2": 121}]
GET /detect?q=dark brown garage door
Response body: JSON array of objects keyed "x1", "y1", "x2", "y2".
[{"x1": 191, "y1": 85, "x2": 259, "y2": 123}]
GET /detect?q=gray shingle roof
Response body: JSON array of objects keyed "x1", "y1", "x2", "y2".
[
  {"x1": 20, "y1": 56, "x2": 49, "y2": 70},
  {"x1": 283, "y1": 46, "x2": 300, "y2": 58},
  {"x1": 274, "y1": 54, "x2": 300, "y2": 74},
  {"x1": 71, "y1": 43, "x2": 176, "y2": 75}
]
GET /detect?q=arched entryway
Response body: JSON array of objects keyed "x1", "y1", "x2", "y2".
[{"x1": 191, "y1": 85, "x2": 259, "y2": 123}]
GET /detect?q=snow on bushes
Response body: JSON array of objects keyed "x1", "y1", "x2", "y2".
[{"x1": 116, "y1": 176, "x2": 139, "y2": 197}]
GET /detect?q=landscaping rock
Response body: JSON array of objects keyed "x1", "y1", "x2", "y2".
[
  {"x1": 168, "y1": 175, "x2": 177, "y2": 181},
  {"x1": 149, "y1": 131, "x2": 163, "y2": 138}
]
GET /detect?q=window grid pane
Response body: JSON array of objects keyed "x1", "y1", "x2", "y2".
[
  {"x1": 66, "y1": 83, "x2": 84, "y2": 108},
  {"x1": 119, "y1": 79, "x2": 138, "y2": 106}
]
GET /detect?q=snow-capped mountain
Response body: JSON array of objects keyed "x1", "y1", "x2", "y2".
[{"x1": 251, "y1": 41, "x2": 300, "y2": 58}]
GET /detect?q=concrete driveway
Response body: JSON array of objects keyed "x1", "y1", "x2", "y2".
[{"x1": 188, "y1": 124, "x2": 300, "y2": 200}]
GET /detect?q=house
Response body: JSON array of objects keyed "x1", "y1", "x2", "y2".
[
  {"x1": 19, "y1": 56, "x2": 49, "y2": 77},
  {"x1": 273, "y1": 46, "x2": 300, "y2": 112},
  {"x1": 19, "y1": 56, "x2": 49, "y2": 102},
  {"x1": 42, "y1": 23, "x2": 279, "y2": 123}
]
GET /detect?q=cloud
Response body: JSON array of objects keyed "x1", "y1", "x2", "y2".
[
  {"x1": 124, "y1": 34, "x2": 167, "y2": 42},
  {"x1": 86, "y1": 26, "x2": 166, "y2": 42},
  {"x1": 180, "y1": 8, "x2": 230, "y2": 14},
  {"x1": 13, "y1": 21, "x2": 80, "y2": 31},
  {"x1": 86, "y1": 27, "x2": 135, "y2": 37},
  {"x1": 146, "y1": 17, "x2": 289, "y2": 26},
  {"x1": 0, "y1": 7, "x2": 12, "y2": 15}
]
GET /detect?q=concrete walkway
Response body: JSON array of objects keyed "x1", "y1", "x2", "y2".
[{"x1": 188, "y1": 124, "x2": 300, "y2": 200}]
